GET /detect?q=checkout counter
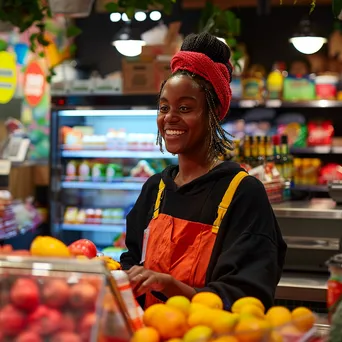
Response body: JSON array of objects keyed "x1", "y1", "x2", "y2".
[{"x1": 274, "y1": 199, "x2": 341, "y2": 308}]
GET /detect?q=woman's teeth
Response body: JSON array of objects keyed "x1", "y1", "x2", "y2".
[{"x1": 165, "y1": 130, "x2": 185, "y2": 136}]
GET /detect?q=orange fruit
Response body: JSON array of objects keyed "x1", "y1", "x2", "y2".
[
  {"x1": 239, "y1": 304, "x2": 265, "y2": 319},
  {"x1": 265, "y1": 306, "x2": 292, "y2": 327},
  {"x1": 143, "y1": 304, "x2": 168, "y2": 326},
  {"x1": 165, "y1": 339, "x2": 183, "y2": 342},
  {"x1": 191, "y1": 292, "x2": 223, "y2": 310},
  {"x1": 268, "y1": 331, "x2": 283, "y2": 342},
  {"x1": 291, "y1": 307, "x2": 315, "y2": 332},
  {"x1": 235, "y1": 318, "x2": 270, "y2": 342},
  {"x1": 166, "y1": 296, "x2": 191, "y2": 316},
  {"x1": 131, "y1": 327, "x2": 160, "y2": 342},
  {"x1": 188, "y1": 302, "x2": 208, "y2": 315},
  {"x1": 231, "y1": 297, "x2": 265, "y2": 314},
  {"x1": 147, "y1": 306, "x2": 187, "y2": 339},
  {"x1": 212, "y1": 337, "x2": 239, "y2": 342},
  {"x1": 30, "y1": 236, "x2": 71, "y2": 257}
]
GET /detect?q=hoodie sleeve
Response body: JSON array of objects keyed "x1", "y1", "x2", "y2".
[
  {"x1": 120, "y1": 174, "x2": 160, "y2": 270},
  {"x1": 196, "y1": 176, "x2": 287, "y2": 310}
]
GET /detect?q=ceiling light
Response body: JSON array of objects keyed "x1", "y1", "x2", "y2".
[
  {"x1": 112, "y1": 24, "x2": 146, "y2": 57},
  {"x1": 150, "y1": 11, "x2": 162, "y2": 21},
  {"x1": 289, "y1": 36, "x2": 327, "y2": 55},
  {"x1": 110, "y1": 12, "x2": 121, "y2": 22},
  {"x1": 135, "y1": 11, "x2": 147, "y2": 21},
  {"x1": 122, "y1": 13, "x2": 130, "y2": 22},
  {"x1": 289, "y1": 17, "x2": 327, "y2": 55}
]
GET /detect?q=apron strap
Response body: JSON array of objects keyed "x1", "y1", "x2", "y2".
[
  {"x1": 212, "y1": 171, "x2": 248, "y2": 233},
  {"x1": 153, "y1": 179, "x2": 166, "y2": 219}
]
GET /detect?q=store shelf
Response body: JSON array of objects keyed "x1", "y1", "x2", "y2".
[
  {"x1": 291, "y1": 146, "x2": 334, "y2": 154},
  {"x1": 292, "y1": 185, "x2": 328, "y2": 192},
  {"x1": 273, "y1": 199, "x2": 342, "y2": 220},
  {"x1": 61, "y1": 149, "x2": 176, "y2": 159},
  {"x1": 61, "y1": 180, "x2": 144, "y2": 191},
  {"x1": 61, "y1": 223, "x2": 125, "y2": 233}
]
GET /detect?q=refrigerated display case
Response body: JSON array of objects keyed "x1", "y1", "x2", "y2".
[
  {"x1": 50, "y1": 95, "x2": 177, "y2": 260},
  {"x1": 0, "y1": 255, "x2": 134, "y2": 341}
]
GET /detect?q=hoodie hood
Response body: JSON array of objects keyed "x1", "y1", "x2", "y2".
[{"x1": 161, "y1": 161, "x2": 246, "y2": 194}]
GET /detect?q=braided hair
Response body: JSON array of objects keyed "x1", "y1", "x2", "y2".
[{"x1": 157, "y1": 32, "x2": 233, "y2": 161}]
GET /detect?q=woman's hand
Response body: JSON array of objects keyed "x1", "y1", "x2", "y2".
[{"x1": 126, "y1": 266, "x2": 172, "y2": 297}]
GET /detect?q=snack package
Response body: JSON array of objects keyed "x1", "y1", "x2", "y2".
[
  {"x1": 307, "y1": 121, "x2": 334, "y2": 146},
  {"x1": 319, "y1": 163, "x2": 342, "y2": 184},
  {"x1": 278, "y1": 123, "x2": 308, "y2": 147}
]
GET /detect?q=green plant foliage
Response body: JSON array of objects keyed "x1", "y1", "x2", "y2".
[{"x1": 333, "y1": 0, "x2": 342, "y2": 20}]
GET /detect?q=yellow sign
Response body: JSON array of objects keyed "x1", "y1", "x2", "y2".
[{"x1": 0, "y1": 51, "x2": 17, "y2": 104}]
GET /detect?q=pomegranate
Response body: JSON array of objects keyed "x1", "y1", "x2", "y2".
[{"x1": 10, "y1": 278, "x2": 40, "y2": 312}]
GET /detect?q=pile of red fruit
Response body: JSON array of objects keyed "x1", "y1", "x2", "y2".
[{"x1": 0, "y1": 275, "x2": 101, "y2": 342}]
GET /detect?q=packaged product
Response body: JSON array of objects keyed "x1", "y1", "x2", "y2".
[
  {"x1": 92, "y1": 163, "x2": 106, "y2": 182},
  {"x1": 65, "y1": 160, "x2": 78, "y2": 181},
  {"x1": 64, "y1": 207, "x2": 78, "y2": 224},
  {"x1": 307, "y1": 121, "x2": 334, "y2": 146},
  {"x1": 78, "y1": 161, "x2": 91, "y2": 181}
]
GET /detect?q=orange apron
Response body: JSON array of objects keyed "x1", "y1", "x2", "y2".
[{"x1": 143, "y1": 171, "x2": 248, "y2": 308}]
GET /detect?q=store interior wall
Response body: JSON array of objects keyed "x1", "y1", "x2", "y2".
[{"x1": 74, "y1": 4, "x2": 334, "y2": 77}]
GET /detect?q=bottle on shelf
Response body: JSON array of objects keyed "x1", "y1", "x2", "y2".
[
  {"x1": 250, "y1": 136, "x2": 259, "y2": 168},
  {"x1": 257, "y1": 136, "x2": 266, "y2": 166},
  {"x1": 243, "y1": 136, "x2": 252, "y2": 165},
  {"x1": 233, "y1": 139, "x2": 241, "y2": 163},
  {"x1": 272, "y1": 135, "x2": 283, "y2": 177},
  {"x1": 265, "y1": 136, "x2": 274, "y2": 163},
  {"x1": 280, "y1": 135, "x2": 293, "y2": 181},
  {"x1": 266, "y1": 62, "x2": 287, "y2": 100}
]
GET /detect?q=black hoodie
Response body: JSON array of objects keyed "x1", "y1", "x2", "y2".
[{"x1": 121, "y1": 161, "x2": 287, "y2": 310}]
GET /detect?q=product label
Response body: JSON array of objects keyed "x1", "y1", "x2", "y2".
[
  {"x1": 327, "y1": 279, "x2": 342, "y2": 321},
  {"x1": 140, "y1": 227, "x2": 150, "y2": 264}
]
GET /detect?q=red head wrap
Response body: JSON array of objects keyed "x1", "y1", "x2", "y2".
[{"x1": 170, "y1": 51, "x2": 232, "y2": 121}]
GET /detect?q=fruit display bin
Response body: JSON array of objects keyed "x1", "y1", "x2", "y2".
[{"x1": 0, "y1": 256, "x2": 134, "y2": 342}]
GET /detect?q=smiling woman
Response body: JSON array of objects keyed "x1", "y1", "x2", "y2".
[{"x1": 121, "y1": 32, "x2": 287, "y2": 311}]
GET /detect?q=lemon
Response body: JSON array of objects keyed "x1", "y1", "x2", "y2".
[
  {"x1": 239, "y1": 304, "x2": 265, "y2": 319},
  {"x1": 231, "y1": 297, "x2": 265, "y2": 314},
  {"x1": 189, "y1": 302, "x2": 208, "y2": 315},
  {"x1": 210, "y1": 311, "x2": 239, "y2": 334},
  {"x1": 183, "y1": 326, "x2": 213, "y2": 342},
  {"x1": 191, "y1": 292, "x2": 223, "y2": 310},
  {"x1": 30, "y1": 236, "x2": 71, "y2": 258},
  {"x1": 166, "y1": 296, "x2": 191, "y2": 316}
]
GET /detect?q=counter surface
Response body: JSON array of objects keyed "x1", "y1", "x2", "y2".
[
  {"x1": 273, "y1": 199, "x2": 342, "y2": 220},
  {"x1": 277, "y1": 273, "x2": 328, "y2": 302}
]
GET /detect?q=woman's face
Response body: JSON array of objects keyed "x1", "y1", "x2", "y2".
[{"x1": 157, "y1": 75, "x2": 209, "y2": 156}]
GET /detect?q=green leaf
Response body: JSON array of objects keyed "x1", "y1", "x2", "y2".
[
  {"x1": 69, "y1": 43, "x2": 77, "y2": 54},
  {"x1": 0, "y1": 39, "x2": 8, "y2": 52},
  {"x1": 125, "y1": 6, "x2": 135, "y2": 19},
  {"x1": 105, "y1": 2, "x2": 119, "y2": 12},
  {"x1": 66, "y1": 25, "x2": 82, "y2": 38},
  {"x1": 39, "y1": 51, "x2": 45, "y2": 58}
]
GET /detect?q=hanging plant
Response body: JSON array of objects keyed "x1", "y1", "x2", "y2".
[{"x1": 199, "y1": 1, "x2": 243, "y2": 70}]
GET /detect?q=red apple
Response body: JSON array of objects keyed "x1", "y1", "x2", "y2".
[
  {"x1": 15, "y1": 331, "x2": 43, "y2": 342},
  {"x1": 79, "y1": 312, "x2": 96, "y2": 342},
  {"x1": 60, "y1": 312, "x2": 76, "y2": 332},
  {"x1": 10, "y1": 278, "x2": 40, "y2": 312},
  {"x1": 69, "y1": 282, "x2": 97, "y2": 310},
  {"x1": 68, "y1": 239, "x2": 97, "y2": 258},
  {"x1": 0, "y1": 304, "x2": 26, "y2": 336},
  {"x1": 51, "y1": 332, "x2": 81, "y2": 342},
  {"x1": 28, "y1": 305, "x2": 62, "y2": 336},
  {"x1": 42, "y1": 279, "x2": 70, "y2": 309}
]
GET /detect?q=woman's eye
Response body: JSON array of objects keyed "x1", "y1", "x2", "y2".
[
  {"x1": 159, "y1": 105, "x2": 169, "y2": 113},
  {"x1": 179, "y1": 106, "x2": 190, "y2": 112}
]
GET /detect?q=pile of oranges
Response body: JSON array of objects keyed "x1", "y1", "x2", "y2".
[{"x1": 131, "y1": 292, "x2": 315, "y2": 342}]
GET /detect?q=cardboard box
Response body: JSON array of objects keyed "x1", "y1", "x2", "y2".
[
  {"x1": 155, "y1": 60, "x2": 172, "y2": 89},
  {"x1": 122, "y1": 59, "x2": 158, "y2": 94}
]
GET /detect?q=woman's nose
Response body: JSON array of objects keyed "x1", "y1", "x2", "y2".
[{"x1": 164, "y1": 110, "x2": 180, "y2": 122}]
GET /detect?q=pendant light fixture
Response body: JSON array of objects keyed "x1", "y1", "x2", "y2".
[
  {"x1": 289, "y1": 17, "x2": 327, "y2": 55},
  {"x1": 112, "y1": 22, "x2": 146, "y2": 57}
]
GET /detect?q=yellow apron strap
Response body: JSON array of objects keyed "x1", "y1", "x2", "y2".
[
  {"x1": 153, "y1": 179, "x2": 166, "y2": 219},
  {"x1": 212, "y1": 171, "x2": 248, "y2": 233}
]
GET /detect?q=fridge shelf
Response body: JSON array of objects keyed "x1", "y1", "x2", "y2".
[
  {"x1": 61, "y1": 223, "x2": 126, "y2": 233},
  {"x1": 61, "y1": 149, "x2": 177, "y2": 159},
  {"x1": 62, "y1": 181, "x2": 144, "y2": 191}
]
